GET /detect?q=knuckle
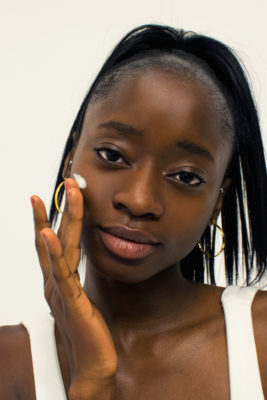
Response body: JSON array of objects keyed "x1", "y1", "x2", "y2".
[
  {"x1": 52, "y1": 266, "x2": 72, "y2": 283},
  {"x1": 48, "y1": 249, "x2": 61, "y2": 264}
]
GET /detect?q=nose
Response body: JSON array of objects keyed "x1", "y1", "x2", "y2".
[{"x1": 112, "y1": 167, "x2": 164, "y2": 219}]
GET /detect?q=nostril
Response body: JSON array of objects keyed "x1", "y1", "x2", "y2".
[
  {"x1": 114, "y1": 201, "x2": 126, "y2": 210},
  {"x1": 112, "y1": 184, "x2": 164, "y2": 218},
  {"x1": 114, "y1": 201, "x2": 158, "y2": 220}
]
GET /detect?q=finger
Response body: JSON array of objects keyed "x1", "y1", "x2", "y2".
[
  {"x1": 31, "y1": 195, "x2": 51, "y2": 284},
  {"x1": 57, "y1": 181, "x2": 69, "y2": 241},
  {"x1": 57, "y1": 178, "x2": 79, "y2": 240},
  {"x1": 61, "y1": 178, "x2": 84, "y2": 273},
  {"x1": 40, "y1": 227, "x2": 85, "y2": 310}
]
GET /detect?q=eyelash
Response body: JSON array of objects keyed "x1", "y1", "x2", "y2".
[
  {"x1": 94, "y1": 147, "x2": 205, "y2": 187},
  {"x1": 94, "y1": 147, "x2": 127, "y2": 165}
]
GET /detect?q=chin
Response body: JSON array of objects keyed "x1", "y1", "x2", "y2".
[{"x1": 85, "y1": 249, "x2": 162, "y2": 284}]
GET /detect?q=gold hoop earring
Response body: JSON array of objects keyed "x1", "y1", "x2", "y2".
[
  {"x1": 198, "y1": 219, "x2": 225, "y2": 258},
  {"x1": 54, "y1": 179, "x2": 66, "y2": 214}
]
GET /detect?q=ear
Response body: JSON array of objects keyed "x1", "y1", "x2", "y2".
[
  {"x1": 62, "y1": 133, "x2": 79, "y2": 178},
  {"x1": 62, "y1": 152, "x2": 73, "y2": 178},
  {"x1": 210, "y1": 177, "x2": 231, "y2": 223}
]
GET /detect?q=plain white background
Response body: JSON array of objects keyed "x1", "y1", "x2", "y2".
[{"x1": 1, "y1": 0, "x2": 267, "y2": 324}]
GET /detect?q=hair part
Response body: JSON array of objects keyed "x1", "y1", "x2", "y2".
[{"x1": 49, "y1": 24, "x2": 267, "y2": 287}]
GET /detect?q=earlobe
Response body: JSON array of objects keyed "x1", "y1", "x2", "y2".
[
  {"x1": 62, "y1": 152, "x2": 73, "y2": 178},
  {"x1": 210, "y1": 177, "x2": 231, "y2": 223},
  {"x1": 62, "y1": 131, "x2": 79, "y2": 178},
  {"x1": 221, "y1": 177, "x2": 232, "y2": 195}
]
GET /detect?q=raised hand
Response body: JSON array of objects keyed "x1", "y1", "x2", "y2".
[{"x1": 31, "y1": 178, "x2": 117, "y2": 399}]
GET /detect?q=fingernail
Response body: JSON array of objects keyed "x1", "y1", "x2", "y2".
[
  {"x1": 30, "y1": 196, "x2": 35, "y2": 208},
  {"x1": 40, "y1": 230, "x2": 48, "y2": 245}
]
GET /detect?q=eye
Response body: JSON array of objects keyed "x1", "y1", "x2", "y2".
[
  {"x1": 169, "y1": 171, "x2": 205, "y2": 187},
  {"x1": 94, "y1": 147, "x2": 127, "y2": 165}
]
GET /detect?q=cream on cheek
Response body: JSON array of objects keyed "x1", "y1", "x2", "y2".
[{"x1": 72, "y1": 173, "x2": 87, "y2": 189}]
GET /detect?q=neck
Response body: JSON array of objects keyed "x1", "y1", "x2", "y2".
[{"x1": 82, "y1": 261, "x2": 199, "y2": 334}]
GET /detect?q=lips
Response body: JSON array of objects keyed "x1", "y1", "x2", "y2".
[
  {"x1": 100, "y1": 225, "x2": 160, "y2": 245},
  {"x1": 97, "y1": 225, "x2": 161, "y2": 260}
]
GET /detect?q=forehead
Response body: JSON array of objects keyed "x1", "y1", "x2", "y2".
[{"x1": 84, "y1": 70, "x2": 229, "y2": 151}]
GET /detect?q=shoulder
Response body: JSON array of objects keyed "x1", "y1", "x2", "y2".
[
  {"x1": 0, "y1": 323, "x2": 35, "y2": 400},
  {"x1": 252, "y1": 288, "x2": 267, "y2": 337},
  {"x1": 252, "y1": 289, "x2": 267, "y2": 397}
]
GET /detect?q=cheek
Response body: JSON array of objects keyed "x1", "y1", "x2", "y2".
[
  {"x1": 80, "y1": 169, "x2": 116, "y2": 222},
  {"x1": 164, "y1": 192, "x2": 218, "y2": 257}
]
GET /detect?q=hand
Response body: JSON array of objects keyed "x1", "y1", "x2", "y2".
[{"x1": 31, "y1": 178, "x2": 117, "y2": 398}]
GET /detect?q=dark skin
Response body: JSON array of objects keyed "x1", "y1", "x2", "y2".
[{"x1": 1, "y1": 70, "x2": 267, "y2": 400}]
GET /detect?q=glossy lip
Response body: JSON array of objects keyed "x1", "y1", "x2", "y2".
[
  {"x1": 100, "y1": 224, "x2": 161, "y2": 245},
  {"x1": 97, "y1": 228, "x2": 159, "y2": 260}
]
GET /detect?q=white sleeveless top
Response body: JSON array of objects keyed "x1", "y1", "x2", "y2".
[{"x1": 20, "y1": 285, "x2": 265, "y2": 400}]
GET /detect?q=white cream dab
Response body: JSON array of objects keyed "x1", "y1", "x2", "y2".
[{"x1": 73, "y1": 173, "x2": 87, "y2": 189}]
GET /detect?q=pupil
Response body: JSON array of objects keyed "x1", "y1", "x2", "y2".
[
  {"x1": 107, "y1": 150, "x2": 119, "y2": 162},
  {"x1": 180, "y1": 172, "x2": 192, "y2": 183}
]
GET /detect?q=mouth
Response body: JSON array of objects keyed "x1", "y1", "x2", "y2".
[{"x1": 97, "y1": 225, "x2": 161, "y2": 260}]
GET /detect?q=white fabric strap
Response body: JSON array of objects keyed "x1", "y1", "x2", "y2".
[
  {"x1": 21, "y1": 313, "x2": 67, "y2": 400},
  {"x1": 221, "y1": 285, "x2": 265, "y2": 400}
]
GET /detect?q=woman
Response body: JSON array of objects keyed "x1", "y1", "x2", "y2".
[{"x1": 0, "y1": 24, "x2": 266, "y2": 399}]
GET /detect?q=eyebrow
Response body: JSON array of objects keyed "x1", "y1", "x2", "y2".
[
  {"x1": 97, "y1": 120, "x2": 215, "y2": 163},
  {"x1": 177, "y1": 140, "x2": 215, "y2": 163},
  {"x1": 98, "y1": 120, "x2": 144, "y2": 137}
]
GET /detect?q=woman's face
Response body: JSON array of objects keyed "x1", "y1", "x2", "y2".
[{"x1": 71, "y1": 70, "x2": 232, "y2": 283}]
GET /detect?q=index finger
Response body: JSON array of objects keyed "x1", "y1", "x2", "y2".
[
  {"x1": 31, "y1": 195, "x2": 51, "y2": 284},
  {"x1": 61, "y1": 178, "x2": 84, "y2": 272}
]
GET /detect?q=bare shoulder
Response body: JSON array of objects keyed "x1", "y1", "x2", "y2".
[
  {"x1": 252, "y1": 288, "x2": 267, "y2": 343},
  {"x1": 252, "y1": 289, "x2": 267, "y2": 397},
  {"x1": 0, "y1": 323, "x2": 36, "y2": 400}
]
